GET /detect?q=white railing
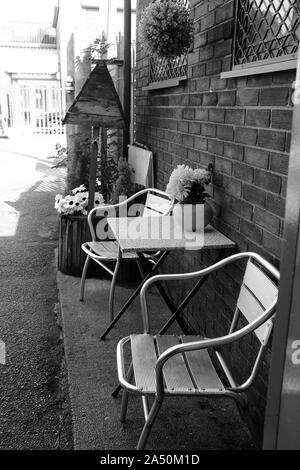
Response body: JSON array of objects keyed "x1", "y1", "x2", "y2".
[{"x1": 33, "y1": 110, "x2": 65, "y2": 135}]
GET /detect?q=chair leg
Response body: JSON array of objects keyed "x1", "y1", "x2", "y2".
[
  {"x1": 136, "y1": 397, "x2": 163, "y2": 450},
  {"x1": 120, "y1": 363, "x2": 134, "y2": 423},
  {"x1": 136, "y1": 259, "x2": 145, "y2": 281},
  {"x1": 80, "y1": 256, "x2": 91, "y2": 301},
  {"x1": 109, "y1": 257, "x2": 121, "y2": 322}
]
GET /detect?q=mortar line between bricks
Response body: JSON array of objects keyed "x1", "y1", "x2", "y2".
[
  {"x1": 192, "y1": 17, "x2": 233, "y2": 32},
  {"x1": 146, "y1": 105, "x2": 293, "y2": 111},
  {"x1": 228, "y1": 209, "x2": 284, "y2": 231},
  {"x1": 146, "y1": 127, "x2": 290, "y2": 142},
  {"x1": 147, "y1": 133, "x2": 290, "y2": 156},
  {"x1": 220, "y1": 221, "x2": 281, "y2": 260},
  {"x1": 186, "y1": 124, "x2": 291, "y2": 136},
  {"x1": 142, "y1": 143, "x2": 289, "y2": 161}
]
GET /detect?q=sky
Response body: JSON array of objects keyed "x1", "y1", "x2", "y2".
[{"x1": 0, "y1": 0, "x2": 57, "y2": 23}]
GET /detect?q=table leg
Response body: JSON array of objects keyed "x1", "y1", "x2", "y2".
[
  {"x1": 100, "y1": 250, "x2": 170, "y2": 340},
  {"x1": 137, "y1": 253, "x2": 177, "y2": 314},
  {"x1": 159, "y1": 249, "x2": 226, "y2": 335}
]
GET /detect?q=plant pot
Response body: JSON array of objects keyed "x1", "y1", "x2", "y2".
[
  {"x1": 58, "y1": 214, "x2": 96, "y2": 277},
  {"x1": 172, "y1": 199, "x2": 215, "y2": 233},
  {"x1": 58, "y1": 214, "x2": 141, "y2": 282}
]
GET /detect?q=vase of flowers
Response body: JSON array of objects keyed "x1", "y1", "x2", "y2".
[
  {"x1": 166, "y1": 165, "x2": 214, "y2": 232},
  {"x1": 138, "y1": 0, "x2": 194, "y2": 58}
]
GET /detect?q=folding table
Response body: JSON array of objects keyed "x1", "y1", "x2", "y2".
[{"x1": 100, "y1": 216, "x2": 236, "y2": 340}]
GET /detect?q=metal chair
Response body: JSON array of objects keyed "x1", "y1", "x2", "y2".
[
  {"x1": 116, "y1": 252, "x2": 280, "y2": 450},
  {"x1": 80, "y1": 188, "x2": 173, "y2": 322}
]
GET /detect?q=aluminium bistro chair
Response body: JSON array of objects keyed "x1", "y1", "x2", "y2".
[
  {"x1": 116, "y1": 252, "x2": 280, "y2": 450},
  {"x1": 80, "y1": 188, "x2": 173, "y2": 322}
]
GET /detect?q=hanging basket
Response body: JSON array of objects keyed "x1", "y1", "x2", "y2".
[{"x1": 138, "y1": 0, "x2": 194, "y2": 58}]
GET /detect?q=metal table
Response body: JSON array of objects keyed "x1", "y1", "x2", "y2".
[{"x1": 100, "y1": 216, "x2": 235, "y2": 340}]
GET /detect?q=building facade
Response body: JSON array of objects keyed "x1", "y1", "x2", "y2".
[
  {"x1": 0, "y1": 20, "x2": 63, "y2": 134},
  {"x1": 135, "y1": 0, "x2": 299, "y2": 439}
]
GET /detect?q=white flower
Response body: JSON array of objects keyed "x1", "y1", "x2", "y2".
[
  {"x1": 55, "y1": 186, "x2": 105, "y2": 215},
  {"x1": 61, "y1": 195, "x2": 77, "y2": 215},
  {"x1": 55, "y1": 194, "x2": 63, "y2": 211},
  {"x1": 166, "y1": 165, "x2": 193, "y2": 202},
  {"x1": 192, "y1": 169, "x2": 211, "y2": 185},
  {"x1": 166, "y1": 165, "x2": 210, "y2": 202},
  {"x1": 75, "y1": 191, "x2": 88, "y2": 206},
  {"x1": 72, "y1": 184, "x2": 86, "y2": 195},
  {"x1": 94, "y1": 192, "x2": 105, "y2": 207}
]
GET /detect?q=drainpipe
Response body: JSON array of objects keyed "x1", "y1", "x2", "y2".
[{"x1": 123, "y1": 0, "x2": 131, "y2": 158}]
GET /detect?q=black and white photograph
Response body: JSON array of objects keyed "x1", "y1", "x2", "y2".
[{"x1": 0, "y1": 0, "x2": 299, "y2": 456}]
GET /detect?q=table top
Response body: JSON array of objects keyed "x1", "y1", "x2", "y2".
[{"x1": 107, "y1": 216, "x2": 236, "y2": 253}]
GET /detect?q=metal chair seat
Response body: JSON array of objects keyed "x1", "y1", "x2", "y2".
[
  {"x1": 121, "y1": 334, "x2": 225, "y2": 395},
  {"x1": 82, "y1": 241, "x2": 139, "y2": 261}
]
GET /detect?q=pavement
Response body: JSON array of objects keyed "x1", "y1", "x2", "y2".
[
  {"x1": 57, "y1": 271, "x2": 255, "y2": 451},
  {"x1": 0, "y1": 134, "x2": 72, "y2": 450}
]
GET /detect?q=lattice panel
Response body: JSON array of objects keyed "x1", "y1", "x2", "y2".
[
  {"x1": 234, "y1": 0, "x2": 300, "y2": 65},
  {"x1": 149, "y1": 54, "x2": 188, "y2": 83},
  {"x1": 149, "y1": 0, "x2": 190, "y2": 84}
]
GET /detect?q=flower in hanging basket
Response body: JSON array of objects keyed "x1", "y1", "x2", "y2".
[
  {"x1": 138, "y1": 0, "x2": 194, "y2": 58},
  {"x1": 166, "y1": 165, "x2": 211, "y2": 204},
  {"x1": 55, "y1": 185, "x2": 104, "y2": 216}
]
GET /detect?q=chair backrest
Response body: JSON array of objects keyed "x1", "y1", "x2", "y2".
[
  {"x1": 232, "y1": 258, "x2": 278, "y2": 343},
  {"x1": 142, "y1": 191, "x2": 173, "y2": 217},
  {"x1": 90, "y1": 188, "x2": 173, "y2": 241}
]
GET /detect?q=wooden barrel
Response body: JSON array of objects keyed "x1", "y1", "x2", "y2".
[
  {"x1": 58, "y1": 214, "x2": 140, "y2": 281},
  {"x1": 58, "y1": 214, "x2": 94, "y2": 276}
]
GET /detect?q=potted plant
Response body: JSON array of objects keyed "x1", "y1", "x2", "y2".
[
  {"x1": 166, "y1": 165, "x2": 215, "y2": 232},
  {"x1": 56, "y1": 155, "x2": 136, "y2": 276},
  {"x1": 55, "y1": 182, "x2": 106, "y2": 276},
  {"x1": 138, "y1": 0, "x2": 194, "y2": 58},
  {"x1": 113, "y1": 158, "x2": 135, "y2": 203}
]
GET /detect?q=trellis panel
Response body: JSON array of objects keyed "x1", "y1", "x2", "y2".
[{"x1": 234, "y1": 0, "x2": 300, "y2": 67}]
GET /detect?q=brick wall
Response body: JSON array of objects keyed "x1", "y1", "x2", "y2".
[{"x1": 135, "y1": 0, "x2": 295, "y2": 441}]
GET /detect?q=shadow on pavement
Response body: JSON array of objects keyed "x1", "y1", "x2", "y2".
[{"x1": 0, "y1": 153, "x2": 73, "y2": 450}]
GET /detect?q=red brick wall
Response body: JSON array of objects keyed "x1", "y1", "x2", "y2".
[{"x1": 135, "y1": 0, "x2": 295, "y2": 440}]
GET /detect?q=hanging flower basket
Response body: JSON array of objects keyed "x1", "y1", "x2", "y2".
[{"x1": 138, "y1": 0, "x2": 194, "y2": 58}]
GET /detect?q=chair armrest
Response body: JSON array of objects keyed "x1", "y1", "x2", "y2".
[{"x1": 140, "y1": 251, "x2": 279, "y2": 333}]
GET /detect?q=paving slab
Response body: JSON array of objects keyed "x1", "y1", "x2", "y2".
[{"x1": 57, "y1": 273, "x2": 254, "y2": 450}]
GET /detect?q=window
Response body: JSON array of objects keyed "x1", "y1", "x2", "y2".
[
  {"x1": 143, "y1": 0, "x2": 190, "y2": 90},
  {"x1": 222, "y1": 0, "x2": 300, "y2": 78}
]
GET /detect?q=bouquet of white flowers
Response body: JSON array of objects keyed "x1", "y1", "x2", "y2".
[
  {"x1": 55, "y1": 182, "x2": 104, "y2": 215},
  {"x1": 166, "y1": 165, "x2": 211, "y2": 203}
]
